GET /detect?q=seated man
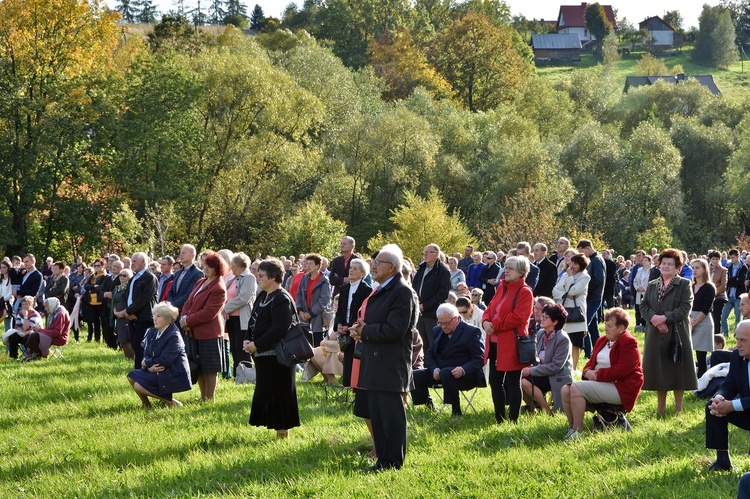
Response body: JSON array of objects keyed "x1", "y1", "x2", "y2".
[
  {"x1": 411, "y1": 303, "x2": 485, "y2": 417},
  {"x1": 706, "y1": 319, "x2": 750, "y2": 471}
]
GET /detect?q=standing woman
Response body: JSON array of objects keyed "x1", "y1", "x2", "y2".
[
  {"x1": 482, "y1": 256, "x2": 534, "y2": 423},
  {"x1": 67, "y1": 264, "x2": 85, "y2": 342},
  {"x1": 243, "y1": 258, "x2": 300, "y2": 439},
  {"x1": 1, "y1": 261, "x2": 14, "y2": 332},
  {"x1": 180, "y1": 251, "x2": 228, "y2": 402},
  {"x1": 552, "y1": 253, "x2": 590, "y2": 372},
  {"x1": 223, "y1": 252, "x2": 257, "y2": 377},
  {"x1": 641, "y1": 248, "x2": 697, "y2": 415},
  {"x1": 690, "y1": 258, "x2": 715, "y2": 378},
  {"x1": 447, "y1": 257, "x2": 466, "y2": 292},
  {"x1": 708, "y1": 251, "x2": 728, "y2": 336},
  {"x1": 295, "y1": 254, "x2": 331, "y2": 348}
]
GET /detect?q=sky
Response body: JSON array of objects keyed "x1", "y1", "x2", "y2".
[{"x1": 114, "y1": 0, "x2": 721, "y2": 29}]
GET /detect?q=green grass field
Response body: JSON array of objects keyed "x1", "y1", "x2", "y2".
[
  {"x1": 535, "y1": 47, "x2": 750, "y2": 102},
  {"x1": 0, "y1": 316, "x2": 745, "y2": 498}
]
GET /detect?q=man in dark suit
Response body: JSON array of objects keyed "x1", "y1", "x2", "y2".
[
  {"x1": 124, "y1": 252, "x2": 158, "y2": 369},
  {"x1": 167, "y1": 244, "x2": 203, "y2": 313},
  {"x1": 577, "y1": 240, "x2": 605, "y2": 358},
  {"x1": 458, "y1": 245, "x2": 474, "y2": 275},
  {"x1": 532, "y1": 243, "x2": 557, "y2": 298},
  {"x1": 328, "y1": 236, "x2": 356, "y2": 297},
  {"x1": 602, "y1": 249, "x2": 618, "y2": 310},
  {"x1": 349, "y1": 244, "x2": 418, "y2": 471},
  {"x1": 706, "y1": 320, "x2": 750, "y2": 471},
  {"x1": 17, "y1": 254, "x2": 42, "y2": 310},
  {"x1": 411, "y1": 303, "x2": 485, "y2": 417},
  {"x1": 412, "y1": 243, "x2": 451, "y2": 350}
]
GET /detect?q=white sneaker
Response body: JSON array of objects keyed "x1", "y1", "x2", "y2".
[{"x1": 565, "y1": 430, "x2": 581, "y2": 440}]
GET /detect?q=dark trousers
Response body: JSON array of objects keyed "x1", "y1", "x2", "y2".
[
  {"x1": 583, "y1": 300, "x2": 602, "y2": 358},
  {"x1": 635, "y1": 301, "x2": 644, "y2": 327},
  {"x1": 705, "y1": 401, "x2": 750, "y2": 450},
  {"x1": 416, "y1": 316, "x2": 437, "y2": 350},
  {"x1": 129, "y1": 319, "x2": 153, "y2": 370},
  {"x1": 713, "y1": 298, "x2": 728, "y2": 336},
  {"x1": 412, "y1": 367, "x2": 479, "y2": 413},
  {"x1": 312, "y1": 331, "x2": 325, "y2": 348},
  {"x1": 488, "y1": 342, "x2": 522, "y2": 423},
  {"x1": 7, "y1": 332, "x2": 27, "y2": 359},
  {"x1": 227, "y1": 316, "x2": 252, "y2": 377},
  {"x1": 369, "y1": 390, "x2": 407, "y2": 470},
  {"x1": 100, "y1": 305, "x2": 117, "y2": 349},
  {"x1": 87, "y1": 304, "x2": 102, "y2": 342}
]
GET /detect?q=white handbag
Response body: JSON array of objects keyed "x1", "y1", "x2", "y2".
[{"x1": 235, "y1": 361, "x2": 256, "y2": 384}]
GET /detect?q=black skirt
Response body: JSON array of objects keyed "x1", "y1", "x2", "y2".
[{"x1": 249, "y1": 354, "x2": 300, "y2": 430}]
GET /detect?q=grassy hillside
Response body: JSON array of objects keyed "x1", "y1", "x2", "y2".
[{"x1": 536, "y1": 47, "x2": 750, "y2": 102}]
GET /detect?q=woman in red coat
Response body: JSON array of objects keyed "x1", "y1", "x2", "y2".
[
  {"x1": 482, "y1": 256, "x2": 534, "y2": 423},
  {"x1": 180, "y1": 251, "x2": 228, "y2": 402},
  {"x1": 561, "y1": 307, "x2": 643, "y2": 439}
]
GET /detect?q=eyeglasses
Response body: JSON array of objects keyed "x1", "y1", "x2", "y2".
[
  {"x1": 373, "y1": 259, "x2": 393, "y2": 266},
  {"x1": 119, "y1": 274, "x2": 129, "y2": 278},
  {"x1": 541, "y1": 313, "x2": 549, "y2": 320},
  {"x1": 437, "y1": 317, "x2": 456, "y2": 327},
  {"x1": 471, "y1": 293, "x2": 481, "y2": 297}
]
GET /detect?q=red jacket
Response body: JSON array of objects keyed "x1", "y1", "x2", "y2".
[
  {"x1": 39, "y1": 308, "x2": 70, "y2": 346},
  {"x1": 583, "y1": 331, "x2": 644, "y2": 412},
  {"x1": 182, "y1": 277, "x2": 227, "y2": 340},
  {"x1": 482, "y1": 278, "x2": 533, "y2": 371}
]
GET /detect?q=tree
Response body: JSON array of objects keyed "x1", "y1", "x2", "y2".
[
  {"x1": 368, "y1": 29, "x2": 453, "y2": 100},
  {"x1": 635, "y1": 53, "x2": 668, "y2": 75},
  {"x1": 134, "y1": 0, "x2": 158, "y2": 23},
  {"x1": 584, "y1": 2, "x2": 613, "y2": 61},
  {"x1": 694, "y1": 5, "x2": 739, "y2": 69},
  {"x1": 250, "y1": 4, "x2": 265, "y2": 29},
  {"x1": 275, "y1": 201, "x2": 346, "y2": 257},
  {"x1": 367, "y1": 189, "x2": 476, "y2": 262},
  {"x1": 208, "y1": 0, "x2": 227, "y2": 24},
  {"x1": 0, "y1": 0, "x2": 123, "y2": 256},
  {"x1": 663, "y1": 10, "x2": 683, "y2": 31},
  {"x1": 429, "y1": 13, "x2": 533, "y2": 111},
  {"x1": 116, "y1": 0, "x2": 137, "y2": 23}
]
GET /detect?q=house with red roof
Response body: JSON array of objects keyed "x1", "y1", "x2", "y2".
[{"x1": 556, "y1": 3, "x2": 617, "y2": 45}]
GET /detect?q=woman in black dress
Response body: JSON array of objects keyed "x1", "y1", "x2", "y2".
[{"x1": 243, "y1": 258, "x2": 300, "y2": 439}]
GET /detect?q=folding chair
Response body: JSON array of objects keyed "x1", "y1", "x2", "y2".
[
  {"x1": 429, "y1": 384, "x2": 481, "y2": 414},
  {"x1": 324, "y1": 384, "x2": 352, "y2": 407},
  {"x1": 49, "y1": 343, "x2": 67, "y2": 360}
]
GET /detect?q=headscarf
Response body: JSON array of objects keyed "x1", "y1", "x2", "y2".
[{"x1": 44, "y1": 297, "x2": 61, "y2": 317}]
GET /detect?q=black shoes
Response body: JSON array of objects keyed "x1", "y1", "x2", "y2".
[{"x1": 707, "y1": 460, "x2": 732, "y2": 472}]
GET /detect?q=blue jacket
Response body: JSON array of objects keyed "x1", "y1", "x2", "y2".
[
  {"x1": 466, "y1": 263, "x2": 485, "y2": 288},
  {"x1": 167, "y1": 264, "x2": 204, "y2": 311},
  {"x1": 142, "y1": 322, "x2": 192, "y2": 395}
]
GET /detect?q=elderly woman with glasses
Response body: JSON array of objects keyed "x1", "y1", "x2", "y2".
[
  {"x1": 482, "y1": 256, "x2": 534, "y2": 423},
  {"x1": 126, "y1": 302, "x2": 191, "y2": 408}
]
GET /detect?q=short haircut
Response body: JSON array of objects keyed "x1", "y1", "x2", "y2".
[
  {"x1": 152, "y1": 302, "x2": 179, "y2": 323},
  {"x1": 306, "y1": 253, "x2": 322, "y2": 266},
  {"x1": 259, "y1": 258, "x2": 284, "y2": 283},
  {"x1": 182, "y1": 244, "x2": 197, "y2": 258},
  {"x1": 708, "y1": 250, "x2": 721, "y2": 260},
  {"x1": 535, "y1": 243, "x2": 548, "y2": 253},
  {"x1": 659, "y1": 248, "x2": 684, "y2": 268},
  {"x1": 642, "y1": 255, "x2": 652, "y2": 262},
  {"x1": 570, "y1": 254, "x2": 589, "y2": 271},
  {"x1": 132, "y1": 252, "x2": 148, "y2": 264},
  {"x1": 20, "y1": 295, "x2": 35, "y2": 306},
  {"x1": 54, "y1": 261, "x2": 66, "y2": 270},
  {"x1": 119, "y1": 268, "x2": 133, "y2": 279},
  {"x1": 471, "y1": 288, "x2": 484, "y2": 296},
  {"x1": 455, "y1": 297, "x2": 471, "y2": 309},
  {"x1": 535, "y1": 296, "x2": 555, "y2": 308},
  {"x1": 729, "y1": 248, "x2": 740, "y2": 257},
  {"x1": 350, "y1": 257, "x2": 370, "y2": 276},
  {"x1": 542, "y1": 303, "x2": 567, "y2": 328},
  {"x1": 504, "y1": 256, "x2": 530, "y2": 276},
  {"x1": 231, "y1": 252, "x2": 250, "y2": 269},
  {"x1": 714, "y1": 334, "x2": 726, "y2": 349},
  {"x1": 203, "y1": 251, "x2": 229, "y2": 277},
  {"x1": 605, "y1": 307, "x2": 630, "y2": 329},
  {"x1": 379, "y1": 244, "x2": 404, "y2": 272},
  {"x1": 576, "y1": 239, "x2": 594, "y2": 250},
  {"x1": 448, "y1": 256, "x2": 458, "y2": 265},
  {"x1": 160, "y1": 255, "x2": 175, "y2": 266},
  {"x1": 217, "y1": 249, "x2": 234, "y2": 265},
  {"x1": 342, "y1": 236, "x2": 355, "y2": 246},
  {"x1": 23, "y1": 253, "x2": 36, "y2": 263},
  {"x1": 466, "y1": 245, "x2": 474, "y2": 251},
  {"x1": 436, "y1": 302, "x2": 459, "y2": 318},
  {"x1": 515, "y1": 242, "x2": 531, "y2": 255},
  {"x1": 109, "y1": 254, "x2": 121, "y2": 261}
]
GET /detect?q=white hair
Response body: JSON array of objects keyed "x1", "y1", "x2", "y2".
[
  {"x1": 436, "y1": 302, "x2": 459, "y2": 318},
  {"x1": 350, "y1": 258, "x2": 370, "y2": 276},
  {"x1": 379, "y1": 244, "x2": 404, "y2": 272}
]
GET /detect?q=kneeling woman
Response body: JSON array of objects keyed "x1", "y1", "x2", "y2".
[
  {"x1": 127, "y1": 302, "x2": 192, "y2": 408},
  {"x1": 521, "y1": 303, "x2": 573, "y2": 415},
  {"x1": 561, "y1": 307, "x2": 643, "y2": 439}
]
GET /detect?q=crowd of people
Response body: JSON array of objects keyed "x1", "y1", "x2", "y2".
[{"x1": 4, "y1": 237, "x2": 750, "y2": 479}]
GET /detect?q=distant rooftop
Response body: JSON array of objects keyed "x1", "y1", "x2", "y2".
[
  {"x1": 531, "y1": 33, "x2": 582, "y2": 50},
  {"x1": 624, "y1": 74, "x2": 721, "y2": 95}
]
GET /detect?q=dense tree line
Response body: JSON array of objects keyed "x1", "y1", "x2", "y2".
[{"x1": 2, "y1": 0, "x2": 750, "y2": 264}]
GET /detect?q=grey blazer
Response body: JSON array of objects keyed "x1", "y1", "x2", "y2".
[
  {"x1": 295, "y1": 273, "x2": 332, "y2": 332},
  {"x1": 530, "y1": 328, "x2": 573, "y2": 413},
  {"x1": 223, "y1": 271, "x2": 257, "y2": 331}
]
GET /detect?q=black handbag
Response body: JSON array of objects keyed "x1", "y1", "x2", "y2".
[
  {"x1": 352, "y1": 340, "x2": 364, "y2": 360},
  {"x1": 669, "y1": 322, "x2": 683, "y2": 365},
  {"x1": 562, "y1": 286, "x2": 585, "y2": 323},
  {"x1": 510, "y1": 286, "x2": 538, "y2": 365},
  {"x1": 275, "y1": 321, "x2": 315, "y2": 367},
  {"x1": 338, "y1": 333, "x2": 354, "y2": 352},
  {"x1": 187, "y1": 337, "x2": 201, "y2": 384}
]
